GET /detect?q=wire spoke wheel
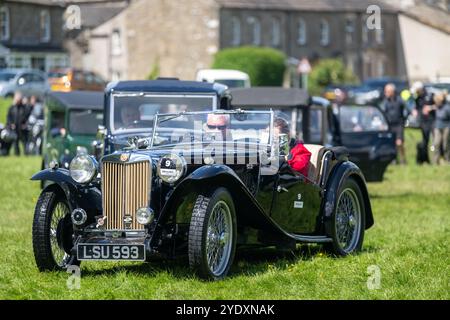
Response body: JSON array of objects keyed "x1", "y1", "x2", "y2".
[
  {"x1": 206, "y1": 200, "x2": 233, "y2": 277},
  {"x1": 49, "y1": 202, "x2": 70, "y2": 267},
  {"x1": 335, "y1": 188, "x2": 361, "y2": 253},
  {"x1": 189, "y1": 188, "x2": 236, "y2": 280}
]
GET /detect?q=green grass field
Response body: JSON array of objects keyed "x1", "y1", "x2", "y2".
[{"x1": 0, "y1": 104, "x2": 448, "y2": 299}]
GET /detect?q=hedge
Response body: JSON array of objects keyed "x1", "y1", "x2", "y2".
[{"x1": 212, "y1": 46, "x2": 286, "y2": 86}]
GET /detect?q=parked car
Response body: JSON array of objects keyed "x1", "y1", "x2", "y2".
[
  {"x1": 229, "y1": 87, "x2": 396, "y2": 182},
  {"x1": 196, "y1": 69, "x2": 251, "y2": 88},
  {"x1": 42, "y1": 91, "x2": 104, "y2": 174},
  {"x1": 424, "y1": 82, "x2": 450, "y2": 96},
  {"x1": 323, "y1": 84, "x2": 359, "y2": 101},
  {"x1": 31, "y1": 109, "x2": 373, "y2": 280},
  {"x1": 352, "y1": 77, "x2": 409, "y2": 105},
  {"x1": 0, "y1": 68, "x2": 49, "y2": 98},
  {"x1": 96, "y1": 79, "x2": 230, "y2": 157},
  {"x1": 48, "y1": 68, "x2": 106, "y2": 92}
]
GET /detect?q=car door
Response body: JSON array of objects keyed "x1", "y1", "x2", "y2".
[
  {"x1": 16, "y1": 73, "x2": 33, "y2": 95},
  {"x1": 338, "y1": 105, "x2": 396, "y2": 182},
  {"x1": 30, "y1": 72, "x2": 48, "y2": 96},
  {"x1": 269, "y1": 158, "x2": 322, "y2": 234}
]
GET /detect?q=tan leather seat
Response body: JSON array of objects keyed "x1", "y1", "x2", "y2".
[{"x1": 304, "y1": 144, "x2": 325, "y2": 184}]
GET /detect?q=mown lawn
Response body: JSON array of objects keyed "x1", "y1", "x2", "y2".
[
  {"x1": 0, "y1": 125, "x2": 448, "y2": 299},
  {"x1": 0, "y1": 97, "x2": 11, "y2": 124}
]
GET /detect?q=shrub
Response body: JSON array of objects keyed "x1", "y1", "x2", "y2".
[
  {"x1": 212, "y1": 46, "x2": 286, "y2": 86},
  {"x1": 147, "y1": 58, "x2": 160, "y2": 80},
  {"x1": 308, "y1": 58, "x2": 358, "y2": 95}
]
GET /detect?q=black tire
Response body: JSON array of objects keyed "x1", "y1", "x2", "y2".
[
  {"x1": 325, "y1": 177, "x2": 365, "y2": 256},
  {"x1": 188, "y1": 188, "x2": 237, "y2": 280},
  {"x1": 32, "y1": 189, "x2": 80, "y2": 271}
]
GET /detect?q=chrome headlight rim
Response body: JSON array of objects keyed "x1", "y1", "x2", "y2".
[
  {"x1": 69, "y1": 154, "x2": 98, "y2": 184},
  {"x1": 157, "y1": 153, "x2": 186, "y2": 184},
  {"x1": 136, "y1": 207, "x2": 155, "y2": 225}
]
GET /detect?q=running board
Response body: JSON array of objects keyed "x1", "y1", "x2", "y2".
[{"x1": 289, "y1": 234, "x2": 332, "y2": 243}]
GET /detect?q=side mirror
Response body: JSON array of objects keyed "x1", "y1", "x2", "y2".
[
  {"x1": 96, "y1": 125, "x2": 107, "y2": 140},
  {"x1": 17, "y1": 77, "x2": 26, "y2": 86},
  {"x1": 94, "y1": 125, "x2": 107, "y2": 160}
]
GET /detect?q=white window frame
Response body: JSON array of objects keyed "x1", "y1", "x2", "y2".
[
  {"x1": 377, "y1": 58, "x2": 385, "y2": 77},
  {"x1": 345, "y1": 18, "x2": 355, "y2": 45},
  {"x1": 247, "y1": 16, "x2": 261, "y2": 46},
  {"x1": 40, "y1": 9, "x2": 51, "y2": 43},
  {"x1": 362, "y1": 17, "x2": 369, "y2": 44},
  {"x1": 375, "y1": 25, "x2": 384, "y2": 44},
  {"x1": 297, "y1": 18, "x2": 307, "y2": 45},
  {"x1": 0, "y1": 5, "x2": 10, "y2": 41},
  {"x1": 111, "y1": 29, "x2": 122, "y2": 55},
  {"x1": 231, "y1": 16, "x2": 241, "y2": 46},
  {"x1": 319, "y1": 19, "x2": 330, "y2": 46},
  {"x1": 271, "y1": 17, "x2": 281, "y2": 47}
]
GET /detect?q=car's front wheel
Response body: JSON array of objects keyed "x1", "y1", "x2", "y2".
[
  {"x1": 32, "y1": 189, "x2": 80, "y2": 271},
  {"x1": 325, "y1": 177, "x2": 365, "y2": 256},
  {"x1": 188, "y1": 188, "x2": 237, "y2": 280}
]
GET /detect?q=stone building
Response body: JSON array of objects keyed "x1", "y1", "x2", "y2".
[
  {"x1": 0, "y1": 0, "x2": 68, "y2": 71},
  {"x1": 65, "y1": 0, "x2": 450, "y2": 83},
  {"x1": 64, "y1": 0, "x2": 129, "y2": 81}
]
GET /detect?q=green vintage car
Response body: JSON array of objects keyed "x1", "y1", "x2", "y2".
[{"x1": 42, "y1": 91, "x2": 104, "y2": 173}]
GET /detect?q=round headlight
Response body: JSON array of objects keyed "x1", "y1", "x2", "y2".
[
  {"x1": 69, "y1": 154, "x2": 97, "y2": 184},
  {"x1": 136, "y1": 207, "x2": 155, "y2": 225},
  {"x1": 157, "y1": 153, "x2": 186, "y2": 184}
]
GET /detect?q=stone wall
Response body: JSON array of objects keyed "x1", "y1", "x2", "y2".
[{"x1": 125, "y1": 0, "x2": 220, "y2": 80}]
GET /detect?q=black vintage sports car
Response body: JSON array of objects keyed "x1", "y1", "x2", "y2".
[
  {"x1": 31, "y1": 110, "x2": 373, "y2": 280},
  {"x1": 230, "y1": 87, "x2": 396, "y2": 182}
]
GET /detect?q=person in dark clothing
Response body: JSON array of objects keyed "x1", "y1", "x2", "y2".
[
  {"x1": 381, "y1": 83, "x2": 407, "y2": 164},
  {"x1": 431, "y1": 92, "x2": 450, "y2": 164},
  {"x1": 5, "y1": 91, "x2": 32, "y2": 155},
  {"x1": 411, "y1": 82, "x2": 435, "y2": 160}
]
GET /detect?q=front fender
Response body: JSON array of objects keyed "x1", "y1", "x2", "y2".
[
  {"x1": 323, "y1": 161, "x2": 374, "y2": 230},
  {"x1": 31, "y1": 169, "x2": 102, "y2": 217}
]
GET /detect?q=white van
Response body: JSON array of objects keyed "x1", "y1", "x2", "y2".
[{"x1": 196, "y1": 69, "x2": 251, "y2": 88}]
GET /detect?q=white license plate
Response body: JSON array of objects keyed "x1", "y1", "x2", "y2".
[{"x1": 77, "y1": 244, "x2": 146, "y2": 261}]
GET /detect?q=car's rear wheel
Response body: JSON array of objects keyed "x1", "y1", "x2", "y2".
[
  {"x1": 325, "y1": 177, "x2": 365, "y2": 256},
  {"x1": 188, "y1": 188, "x2": 237, "y2": 280},
  {"x1": 32, "y1": 189, "x2": 80, "y2": 271}
]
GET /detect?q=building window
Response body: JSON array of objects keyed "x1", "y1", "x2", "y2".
[
  {"x1": 111, "y1": 29, "x2": 122, "y2": 55},
  {"x1": 231, "y1": 17, "x2": 241, "y2": 46},
  {"x1": 271, "y1": 17, "x2": 281, "y2": 47},
  {"x1": 112, "y1": 71, "x2": 121, "y2": 81},
  {"x1": 9, "y1": 56, "x2": 24, "y2": 68},
  {"x1": 319, "y1": 19, "x2": 330, "y2": 46},
  {"x1": 0, "y1": 5, "x2": 10, "y2": 41},
  {"x1": 297, "y1": 18, "x2": 307, "y2": 45},
  {"x1": 362, "y1": 17, "x2": 369, "y2": 44},
  {"x1": 345, "y1": 18, "x2": 355, "y2": 44},
  {"x1": 40, "y1": 10, "x2": 51, "y2": 43},
  {"x1": 377, "y1": 59, "x2": 385, "y2": 77},
  {"x1": 247, "y1": 16, "x2": 261, "y2": 46},
  {"x1": 375, "y1": 26, "x2": 384, "y2": 44},
  {"x1": 347, "y1": 55, "x2": 357, "y2": 74}
]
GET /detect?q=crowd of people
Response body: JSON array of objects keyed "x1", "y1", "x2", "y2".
[
  {"x1": 0, "y1": 92, "x2": 44, "y2": 156},
  {"x1": 381, "y1": 81, "x2": 450, "y2": 165}
]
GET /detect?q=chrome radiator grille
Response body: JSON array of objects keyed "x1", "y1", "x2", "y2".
[{"x1": 101, "y1": 161, "x2": 151, "y2": 230}]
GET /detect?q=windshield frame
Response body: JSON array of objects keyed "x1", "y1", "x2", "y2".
[
  {"x1": 150, "y1": 109, "x2": 275, "y2": 150},
  {"x1": 109, "y1": 92, "x2": 218, "y2": 135}
]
